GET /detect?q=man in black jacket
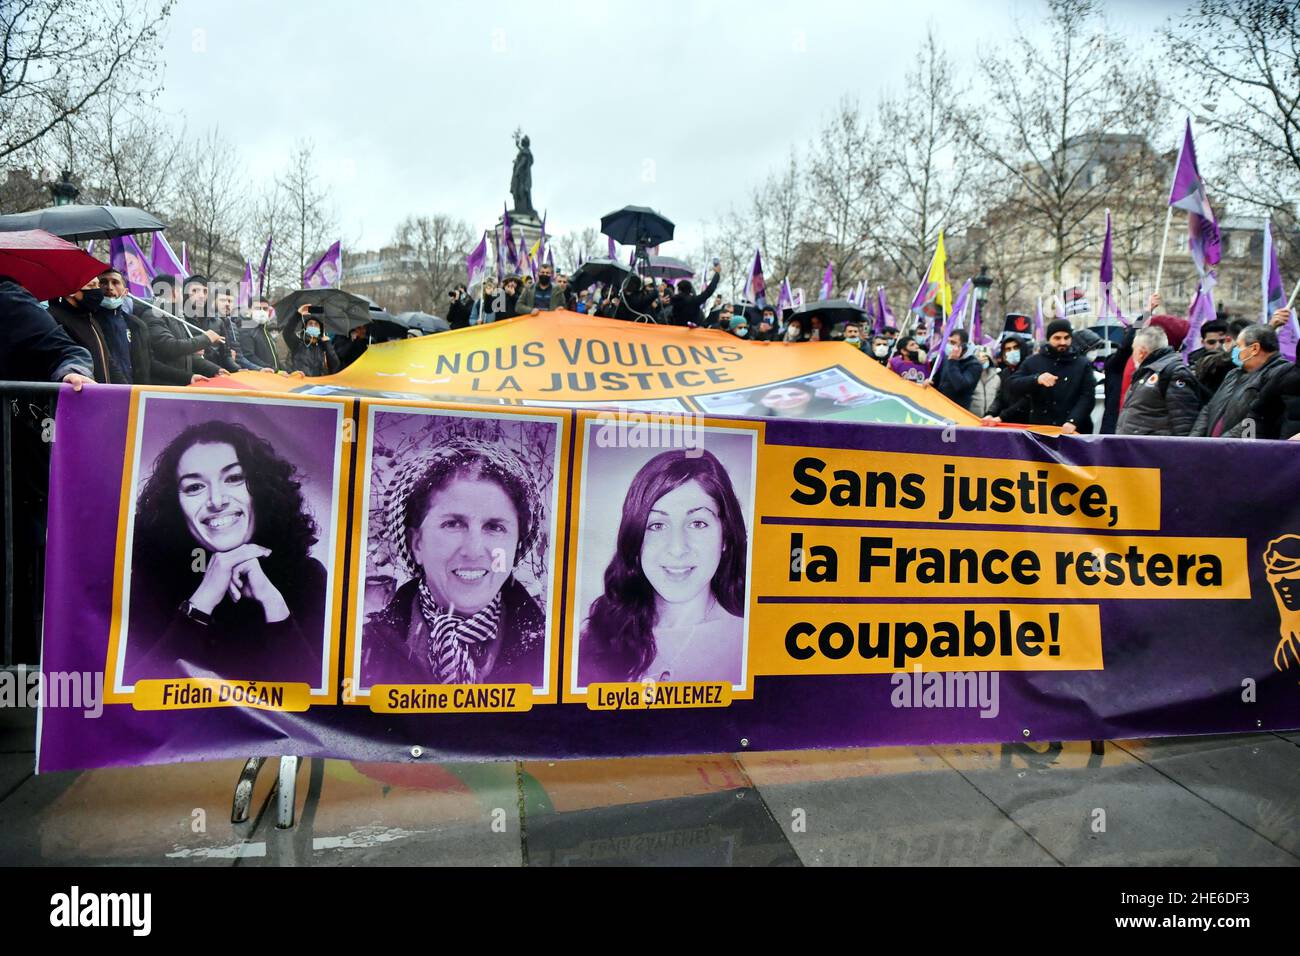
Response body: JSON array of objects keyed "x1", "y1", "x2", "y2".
[
  {"x1": 1006, "y1": 320, "x2": 1097, "y2": 433},
  {"x1": 48, "y1": 278, "x2": 128, "y2": 384},
  {"x1": 933, "y1": 328, "x2": 982, "y2": 410},
  {"x1": 668, "y1": 264, "x2": 722, "y2": 326},
  {"x1": 237, "y1": 297, "x2": 287, "y2": 372},
  {"x1": 0, "y1": 277, "x2": 94, "y2": 387},
  {"x1": 145, "y1": 275, "x2": 224, "y2": 383},
  {"x1": 1191, "y1": 324, "x2": 1292, "y2": 438},
  {"x1": 1115, "y1": 325, "x2": 1203, "y2": 436}
]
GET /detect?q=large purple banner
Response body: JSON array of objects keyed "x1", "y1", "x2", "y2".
[{"x1": 35, "y1": 384, "x2": 1300, "y2": 772}]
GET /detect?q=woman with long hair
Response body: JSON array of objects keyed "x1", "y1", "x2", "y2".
[
  {"x1": 579, "y1": 449, "x2": 747, "y2": 685},
  {"x1": 125, "y1": 420, "x2": 326, "y2": 683},
  {"x1": 362, "y1": 436, "x2": 546, "y2": 686}
]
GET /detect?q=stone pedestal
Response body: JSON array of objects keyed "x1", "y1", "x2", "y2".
[{"x1": 493, "y1": 209, "x2": 544, "y2": 276}]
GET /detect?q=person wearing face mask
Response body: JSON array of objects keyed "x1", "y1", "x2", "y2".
[
  {"x1": 1006, "y1": 319, "x2": 1097, "y2": 433},
  {"x1": 288, "y1": 306, "x2": 340, "y2": 377},
  {"x1": 841, "y1": 323, "x2": 866, "y2": 353},
  {"x1": 48, "y1": 276, "x2": 130, "y2": 384},
  {"x1": 967, "y1": 343, "x2": 1003, "y2": 418},
  {"x1": 868, "y1": 334, "x2": 891, "y2": 365},
  {"x1": 888, "y1": 335, "x2": 929, "y2": 383},
  {"x1": 237, "y1": 298, "x2": 288, "y2": 372},
  {"x1": 983, "y1": 335, "x2": 1028, "y2": 423},
  {"x1": 1190, "y1": 324, "x2": 1290, "y2": 438},
  {"x1": 782, "y1": 316, "x2": 805, "y2": 342},
  {"x1": 933, "y1": 328, "x2": 983, "y2": 410},
  {"x1": 143, "y1": 274, "x2": 227, "y2": 384},
  {"x1": 727, "y1": 314, "x2": 750, "y2": 338}
]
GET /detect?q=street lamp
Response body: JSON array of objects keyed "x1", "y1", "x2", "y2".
[
  {"x1": 48, "y1": 170, "x2": 79, "y2": 206},
  {"x1": 972, "y1": 264, "x2": 993, "y2": 332}
]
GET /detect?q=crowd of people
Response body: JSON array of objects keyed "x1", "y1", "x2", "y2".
[{"x1": 1, "y1": 257, "x2": 1298, "y2": 440}]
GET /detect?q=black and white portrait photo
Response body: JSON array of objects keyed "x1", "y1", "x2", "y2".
[
  {"x1": 572, "y1": 424, "x2": 756, "y2": 692},
  {"x1": 354, "y1": 406, "x2": 563, "y2": 693},
  {"x1": 116, "y1": 393, "x2": 344, "y2": 694}
]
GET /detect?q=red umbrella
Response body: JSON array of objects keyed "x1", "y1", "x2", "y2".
[{"x1": 0, "y1": 229, "x2": 107, "y2": 302}]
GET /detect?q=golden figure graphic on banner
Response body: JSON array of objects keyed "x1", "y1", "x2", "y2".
[{"x1": 1263, "y1": 535, "x2": 1300, "y2": 671}]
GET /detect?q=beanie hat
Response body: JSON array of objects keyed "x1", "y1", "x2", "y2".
[
  {"x1": 1149, "y1": 313, "x2": 1190, "y2": 350},
  {"x1": 728, "y1": 314, "x2": 748, "y2": 330},
  {"x1": 1045, "y1": 318, "x2": 1073, "y2": 339}
]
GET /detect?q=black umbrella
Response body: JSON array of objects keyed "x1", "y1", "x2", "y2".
[
  {"x1": 569, "y1": 256, "x2": 632, "y2": 291},
  {"x1": 273, "y1": 288, "x2": 384, "y2": 341},
  {"x1": 391, "y1": 311, "x2": 450, "y2": 334},
  {"x1": 791, "y1": 298, "x2": 869, "y2": 327},
  {"x1": 1087, "y1": 323, "x2": 1126, "y2": 346},
  {"x1": 0, "y1": 204, "x2": 166, "y2": 241},
  {"x1": 599, "y1": 205, "x2": 674, "y2": 247},
  {"x1": 644, "y1": 255, "x2": 694, "y2": 280}
]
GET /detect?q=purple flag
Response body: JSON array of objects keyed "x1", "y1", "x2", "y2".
[
  {"x1": 819, "y1": 262, "x2": 833, "y2": 301},
  {"x1": 108, "y1": 235, "x2": 155, "y2": 298},
  {"x1": 876, "y1": 287, "x2": 896, "y2": 333},
  {"x1": 776, "y1": 278, "x2": 794, "y2": 317},
  {"x1": 148, "y1": 232, "x2": 185, "y2": 280},
  {"x1": 502, "y1": 206, "x2": 518, "y2": 273},
  {"x1": 794, "y1": 287, "x2": 806, "y2": 308},
  {"x1": 1034, "y1": 297, "x2": 1045, "y2": 341},
  {"x1": 929, "y1": 278, "x2": 973, "y2": 380},
  {"x1": 607, "y1": 236, "x2": 617, "y2": 260},
  {"x1": 303, "y1": 240, "x2": 342, "y2": 289},
  {"x1": 1264, "y1": 221, "x2": 1298, "y2": 360},
  {"x1": 1097, "y1": 210, "x2": 1128, "y2": 328},
  {"x1": 238, "y1": 260, "x2": 253, "y2": 309},
  {"x1": 466, "y1": 233, "x2": 489, "y2": 287},
  {"x1": 1185, "y1": 283, "x2": 1217, "y2": 356},
  {"x1": 1169, "y1": 119, "x2": 1221, "y2": 276},
  {"x1": 256, "y1": 235, "x2": 273, "y2": 301},
  {"x1": 546, "y1": 246, "x2": 555, "y2": 271},
  {"x1": 745, "y1": 249, "x2": 766, "y2": 305}
]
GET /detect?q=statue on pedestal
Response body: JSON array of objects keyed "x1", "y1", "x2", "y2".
[{"x1": 510, "y1": 128, "x2": 535, "y2": 219}]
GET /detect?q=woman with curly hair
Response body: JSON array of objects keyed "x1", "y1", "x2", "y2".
[
  {"x1": 124, "y1": 420, "x2": 327, "y2": 684},
  {"x1": 361, "y1": 436, "x2": 546, "y2": 687},
  {"x1": 578, "y1": 449, "x2": 747, "y2": 686}
]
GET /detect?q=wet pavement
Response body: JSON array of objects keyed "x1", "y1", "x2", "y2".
[{"x1": 1, "y1": 705, "x2": 1295, "y2": 866}]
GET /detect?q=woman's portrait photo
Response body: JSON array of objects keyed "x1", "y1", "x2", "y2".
[
  {"x1": 118, "y1": 394, "x2": 343, "y2": 691},
  {"x1": 574, "y1": 427, "x2": 756, "y2": 691},
  {"x1": 694, "y1": 368, "x2": 945, "y2": 426},
  {"x1": 355, "y1": 408, "x2": 561, "y2": 692}
]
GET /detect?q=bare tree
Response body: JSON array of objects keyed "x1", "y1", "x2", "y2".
[
  {"x1": 961, "y1": 0, "x2": 1166, "y2": 287},
  {"x1": 1165, "y1": 0, "x2": 1300, "y2": 218},
  {"x1": 551, "y1": 226, "x2": 600, "y2": 273},
  {"x1": 169, "y1": 127, "x2": 247, "y2": 278},
  {"x1": 279, "y1": 139, "x2": 336, "y2": 286},
  {"x1": 800, "y1": 97, "x2": 881, "y2": 288},
  {"x1": 392, "y1": 213, "x2": 475, "y2": 312},
  {"x1": 874, "y1": 28, "x2": 984, "y2": 290},
  {"x1": 748, "y1": 150, "x2": 807, "y2": 283},
  {"x1": 74, "y1": 91, "x2": 184, "y2": 210},
  {"x1": 0, "y1": 0, "x2": 174, "y2": 165}
]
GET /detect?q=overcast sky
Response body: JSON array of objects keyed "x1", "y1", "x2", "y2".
[{"x1": 155, "y1": 0, "x2": 1186, "y2": 255}]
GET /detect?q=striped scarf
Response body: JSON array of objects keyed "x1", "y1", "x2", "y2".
[{"x1": 417, "y1": 582, "x2": 501, "y2": 684}]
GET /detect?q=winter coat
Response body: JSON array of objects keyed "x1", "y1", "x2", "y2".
[
  {"x1": 1007, "y1": 344, "x2": 1097, "y2": 430},
  {"x1": 1114, "y1": 346, "x2": 1204, "y2": 437},
  {"x1": 0, "y1": 279, "x2": 94, "y2": 383},
  {"x1": 48, "y1": 299, "x2": 128, "y2": 384},
  {"x1": 144, "y1": 307, "x2": 224, "y2": 381},
  {"x1": 935, "y1": 351, "x2": 982, "y2": 410},
  {"x1": 968, "y1": 364, "x2": 1003, "y2": 418},
  {"x1": 288, "y1": 336, "x2": 340, "y2": 377},
  {"x1": 667, "y1": 271, "x2": 721, "y2": 326},
  {"x1": 1191, "y1": 353, "x2": 1292, "y2": 438}
]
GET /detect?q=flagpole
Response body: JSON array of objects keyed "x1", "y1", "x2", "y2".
[
  {"x1": 1286, "y1": 277, "x2": 1300, "y2": 312},
  {"x1": 127, "y1": 294, "x2": 208, "y2": 336},
  {"x1": 1153, "y1": 206, "x2": 1174, "y2": 299}
]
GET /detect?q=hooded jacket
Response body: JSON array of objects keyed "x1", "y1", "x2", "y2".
[
  {"x1": 1114, "y1": 346, "x2": 1204, "y2": 437},
  {"x1": 1007, "y1": 343, "x2": 1097, "y2": 430},
  {"x1": 668, "y1": 271, "x2": 721, "y2": 326},
  {"x1": 48, "y1": 298, "x2": 129, "y2": 384}
]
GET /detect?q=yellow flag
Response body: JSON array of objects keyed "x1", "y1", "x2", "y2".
[{"x1": 929, "y1": 230, "x2": 951, "y2": 315}]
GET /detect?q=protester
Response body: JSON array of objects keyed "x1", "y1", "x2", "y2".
[
  {"x1": 668, "y1": 264, "x2": 722, "y2": 327},
  {"x1": 1187, "y1": 319, "x2": 1231, "y2": 370},
  {"x1": 984, "y1": 334, "x2": 1028, "y2": 423},
  {"x1": 288, "y1": 306, "x2": 340, "y2": 376},
  {"x1": 1256, "y1": 361, "x2": 1300, "y2": 440},
  {"x1": 238, "y1": 297, "x2": 287, "y2": 372},
  {"x1": 842, "y1": 323, "x2": 866, "y2": 353},
  {"x1": 1115, "y1": 325, "x2": 1204, "y2": 436},
  {"x1": 446, "y1": 285, "x2": 473, "y2": 328},
  {"x1": 144, "y1": 275, "x2": 226, "y2": 384},
  {"x1": 183, "y1": 275, "x2": 238, "y2": 373},
  {"x1": 1005, "y1": 319, "x2": 1097, "y2": 433},
  {"x1": 215, "y1": 288, "x2": 265, "y2": 371},
  {"x1": 932, "y1": 328, "x2": 982, "y2": 409},
  {"x1": 554, "y1": 273, "x2": 573, "y2": 311},
  {"x1": 521, "y1": 265, "x2": 565, "y2": 311},
  {"x1": 333, "y1": 324, "x2": 371, "y2": 371},
  {"x1": 0, "y1": 275, "x2": 94, "y2": 388},
  {"x1": 888, "y1": 335, "x2": 929, "y2": 383},
  {"x1": 468, "y1": 278, "x2": 499, "y2": 325},
  {"x1": 751, "y1": 308, "x2": 778, "y2": 341},
  {"x1": 808, "y1": 315, "x2": 826, "y2": 342},
  {"x1": 1191, "y1": 324, "x2": 1290, "y2": 438},
  {"x1": 968, "y1": 343, "x2": 1003, "y2": 417},
  {"x1": 48, "y1": 276, "x2": 128, "y2": 384},
  {"x1": 727, "y1": 314, "x2": 750, "y2": 338},
  {"x1": 782, "y1": 316, "x2": 805, "y2": 343}
]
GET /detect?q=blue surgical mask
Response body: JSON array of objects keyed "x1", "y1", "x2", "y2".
[
  {"x1": 1006, "y1": 349, "x2": 1021, "y2": 365},
  {"x1": 1230, "y1": 345, "x2": 1244, "y2": 368},
  {"x1": 101, "y1": 296, "x2": 124, "y2": 310},
  {"x1": 305, "y1": 325, "x2": 321, "y2": 339}
]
